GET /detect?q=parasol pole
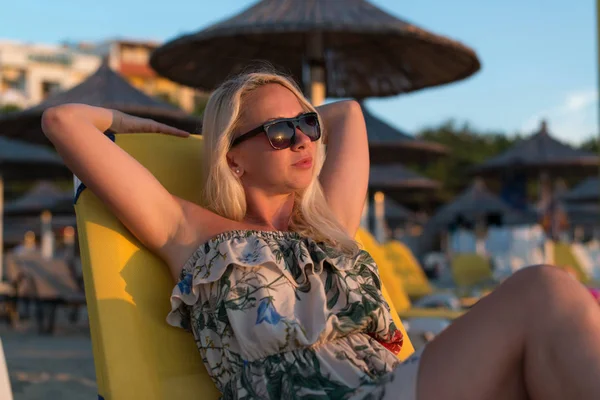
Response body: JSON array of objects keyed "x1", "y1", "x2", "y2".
[
  {"x1": 304, "y1": 32, "x2": 326, "y2": 106},
  {"x1": 0, "y1": 175, "x2": 3, "y2": 280},
  {"x1": 360, "y1": 192, "x2": 369, "y2": 230},
  {"x1": 374, "y1": 191, "x2": 387, "y2": 243},
  {"x1": 40, "y1": 210, "x2": 54, "y2": 260},
  {"x1": 475, "y1": 217, "x2": 487, "y2": 256},
  {"x1": 538, "y1": 170, "x2": 555, "y2": 262},
  {"x1": 539, "y1": 170, "x2": 551, "y2": 224}
]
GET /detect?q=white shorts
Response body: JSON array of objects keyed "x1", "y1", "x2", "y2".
[{"x1": 351, "y1": 347, "x2": 425, "y2": 400}]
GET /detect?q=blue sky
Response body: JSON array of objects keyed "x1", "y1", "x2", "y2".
[{"x1": 1, "y1": 0, "x2": 597, "y2": 144}]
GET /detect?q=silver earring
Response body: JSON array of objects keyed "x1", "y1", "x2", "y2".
[{"x1": 235, "y1": 169, "x2": 240, "y2": 174}]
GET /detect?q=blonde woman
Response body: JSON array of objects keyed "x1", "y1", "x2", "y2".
[{"x1": 42, "y1": 71, "x2": 600, "y2": 400}]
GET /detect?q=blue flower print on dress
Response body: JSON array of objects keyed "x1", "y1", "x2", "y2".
[
  {"x1": 177, "y1": 273, "x2": 193, "y2": 295},
  {"x1": 236, "y1": 237, "x2": 264, "y2": 264},
  {"x1": 255, "y1": 297, "x2": 282, "y2": 325},
  {"x1": 238, "y1": 248, "x2": 262, "y2": 264}
]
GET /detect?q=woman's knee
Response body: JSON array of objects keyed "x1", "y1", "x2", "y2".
[
  {"x1": 510, "y1": 264, "x2": 573, "y2": 289},
  {"x1": 506, "y1": 264, "x2": 597, "y2": 322}
]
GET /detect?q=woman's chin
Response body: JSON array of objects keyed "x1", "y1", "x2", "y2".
[{"x1": 289, "y1": 177, "x2": 313, "y2": 191}]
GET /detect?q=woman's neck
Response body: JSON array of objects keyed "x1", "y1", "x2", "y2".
[{"x1": 243, "y1": 191, "x2": 295, "y2": 231}]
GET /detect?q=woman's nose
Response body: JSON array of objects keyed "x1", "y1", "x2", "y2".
[{"x1": 291, "y1": 127, "x2": 311, "y2": 149}]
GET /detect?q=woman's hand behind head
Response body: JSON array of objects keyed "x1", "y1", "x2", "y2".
[{"x1": 110, "y1": 110, "x2": 190, "y2": 137}]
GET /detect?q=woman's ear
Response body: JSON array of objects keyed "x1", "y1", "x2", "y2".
[{"x1": 226, "y1": 153, "x2": 243, "y2": 177}]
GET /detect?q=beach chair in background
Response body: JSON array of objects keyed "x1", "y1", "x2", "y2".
[
  {"x1": 384, "y1": 240, "x2": 433, "y2": 299},
  {"x1": 570, "y1": 242, "x2": 597, "y2": 283},
  {"x1": 74, "y1": 134, "x2": 414, "y2": 400},
  {"x1": 545, "y1": 241, "x2": 591, "y2": 284},
  {"x1": 503, "y1": 225, "x2": 546, "y2": 272},
  {"x1": 356, "y1": 229, "x2": 462, "y2": 317},
  {"x1": 356, "y1": 228, "x2": 461, "y2": 348},
  {"x1": 4, "y1": 253, "x2": 85, "y2": 334},
  {"x1": 450, "y1": 253, "x2": 495, "y2": 294},
  {"x1": 384, "y1": 240, "x2": 472, "y2": 310},
  {"x1": 585, "y1": 240, "x2": 600, "y2": 282},
  {"x1": 0, "y1": 338, "x2": 13, "y2": 400}
]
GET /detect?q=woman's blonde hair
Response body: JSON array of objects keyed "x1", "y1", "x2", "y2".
[{"x1": 201, "y1": 69, "x2": 359, "y2": 255}]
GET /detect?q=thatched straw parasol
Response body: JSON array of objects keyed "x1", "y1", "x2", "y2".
[
  {"x1": 0, "y1": 63, "x2": 202, "y2": 146},
  {"x1": 429, "y1": 179, "x2": 534, "y2": 228},
  {"x1": 369, "y1": 164, "x2": 441, "y2": 192},
  {"x1": 368, "y1": 163, "x2": 442, "y2": 209},
  {"x1": 563, "y1": 203, "x2": 600, "y2": 227},
  {"x1": 150, "y1": 0, "x2": 480, "y2": 105},
  {"x1": 369, "y1": 196, "x2": 414, "y2": 218},
  {"x1": 472, "y1": 120, "x2": 599, "y2": 178},
  {"x1": 4, "y1": 181, "x2": 73, "y2": 217},
  {"x1": 0, "y1": 137, "x2": 69, "y2": 280},
  {"x1": 368, "y1": 196, "x2": 421, "y2": 226},
  {"x1": 361, "y1": 102, "x2": 447, "y2": 164},
  {"x1": 561, "y1": 177, "x2": 599, "y2": 204},
  {"x1": 0, "y1": 138, "x2": 68, "y2": 181}
]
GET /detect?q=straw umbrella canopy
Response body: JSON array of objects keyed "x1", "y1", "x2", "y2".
[
  {"x1": 0, "y1": 136, "x2": 69, "y2": 280},
  {"x1": 429, "y1": 179, "x2": 533, "y2": 228},
  {"x1": 0, "y1": 63, "x2": 202, "y2": 146},
  {"x1": 561, "y1": 177, "x2": 599, "y2": 204},
  {"x1": 472, "y1": 120, "x2": 599, "y2": 179},
  {"x1": 4, "y1": 181, "x2": 73, "y2": 217},
  {"x1": 563, "y1": 203, "x2": 600, "y2": 227},
  {"x1": 369, "y1": 196, "x2": 415, "y2": 218},
  {"x1": 370, "y1": 164, "x2": 440, "y2": 192},
  {"x1": 0, "y1": 137, "x2": 68, "y2": 181},
  {"x1": 368, "y1": 196, "x2": 422, "y2": 226},
  {"x1": 368, "y1": 164, "x2": 441, "y2": 206},
  {"x1": 361, "y1": 102, "x2": 447, "y2": 164},
  {"x1": 149, "y1": 0, "x2": 481, "y2": 105}
]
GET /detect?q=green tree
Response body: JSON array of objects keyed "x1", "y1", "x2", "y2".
[
  {"x1": 0, "y1": 104, "x2": 22, "y2": 113},
  {"x1": 192, "y1": 95, "x2": 209, "y2": 117},
  {"x1": 580, "y1": 136, "x2": 599, "y2": 153},
  {"x1": 409, "y1": 120, "x2": 520, "y2": 202},
  {"x1": 155, "y1": 93, "x2": 180, "y2": 108}
]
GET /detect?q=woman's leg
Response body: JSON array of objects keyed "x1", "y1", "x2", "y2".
[{"x1": 416, "y1": 265, "x2": 600, "y2": 400}]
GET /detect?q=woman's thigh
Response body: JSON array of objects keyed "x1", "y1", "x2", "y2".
[{"x1": 414, "y1": 265, "x2": 592, "y2": 400}]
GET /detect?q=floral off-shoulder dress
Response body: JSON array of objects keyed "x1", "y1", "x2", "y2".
[{"x1": 168, "y1": 230, "x2": 423, "y2": 399}]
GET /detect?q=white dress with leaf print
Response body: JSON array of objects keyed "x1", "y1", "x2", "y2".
[{"x1": 168, "y1": 230, "x2": 422, "y2": 400}]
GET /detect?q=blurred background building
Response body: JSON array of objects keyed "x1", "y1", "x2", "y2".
[{"x1": 0, "y1": 39, "x2": 207, "y2": 114}]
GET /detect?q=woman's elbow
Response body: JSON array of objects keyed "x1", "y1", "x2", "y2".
[
  {"x1": 343, "y1": 99, "x2": 362, "y2": 115},
  {"x1": 41, "y1": 105, "x2": 75, "y2": 139}
]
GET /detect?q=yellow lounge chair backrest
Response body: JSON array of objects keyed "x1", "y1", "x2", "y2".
[
  {"x1": 75, "y1": 134, "x2": 414, "y2": 400},
  {"x1": 355, "y1": 228, "x2": 414, "y2": 360},
  {"x1": 355, "y1": 229, "x2": 412, "y2": 313},
  {"x1": 75, "y1": 134, "x2": 217, "y2": 400},
  {"x1": 384, "y1": 241, "x2": 433, "y2": 299},
  {"x1": 450, "y1": 253, "x2": 493, "y2": 288},
  {"x1": 551, "y1": 241, "x2": 590, "y2": 283}
]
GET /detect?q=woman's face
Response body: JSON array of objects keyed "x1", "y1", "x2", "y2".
[{"x1": 228, "y1": 83, "x2": 318, "y2": 195}]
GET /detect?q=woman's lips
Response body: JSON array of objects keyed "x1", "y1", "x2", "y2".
[{"x1": 292, "y1": 157, "x2": 313, "y2": 169}]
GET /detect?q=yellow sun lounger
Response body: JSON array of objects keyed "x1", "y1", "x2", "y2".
[
  {"x1": 356, "y1": 229, "x2": 463, "y2": 320},
  {"x1": 75, "y1": 134, "x2": 414, "y2": 400},
  {"x1": 546, "y1": 241, "x2": 591, "y2": 284},
  {"x1": 450, "y1": 253, "x2": 494, "y2": 288},
  {"x1": 384, "y1": 240, "x2": 434, "y2": 299},
  {"x1": 384, "y1": 241, "x2": 480, "y2": 310}
]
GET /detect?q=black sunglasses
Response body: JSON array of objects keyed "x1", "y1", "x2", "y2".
[{"x1": 230, "y1": 112, "x2": 321, "y2": 150}]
